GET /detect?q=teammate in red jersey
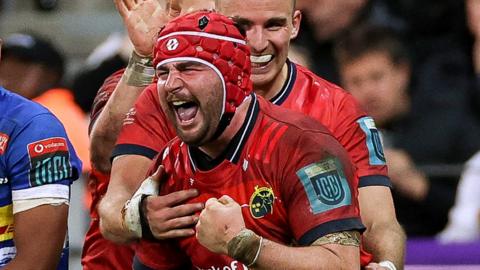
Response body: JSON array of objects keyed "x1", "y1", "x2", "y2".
[
  {"x1": 118, "y1": 11, "x2": 364, "y2": 269},
  {"x1": 81, "y1": 69, "x2": 136, "y2": 269},
  {"x1": 93, "y1": 0, "x2": 405, "y2": 269}
]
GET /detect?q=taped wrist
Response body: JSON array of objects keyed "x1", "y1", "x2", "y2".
[
  {"x1": 121, "y1": 176, "x2": 159, "y2": 239},
  {"x1": 227, "y1": 229, "x2": 263, "y2": 267},
  {"x1": 124, "y1": 51, "x2": 154, "y2": 87}
]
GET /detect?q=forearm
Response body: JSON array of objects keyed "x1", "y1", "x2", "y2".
[
  {"x1": 99, "y1": 155, "x2": 154, "y2": 243},
  {"x1": 90, "y1": 50, "x2": 155, "y2": 173},
  {"x1": 363, "y1": 219, "x2": 406, "y2": 270},
  {"x1": 254, "y1": 239, "x2": 359, "y2": 270},
  {"x1": 98, "y1": 190, "x2": 138, "y2": 243},
  {"x1": 359, "y1": 186, "x2": 406, "y2": 269},
  {"x1": 90, "y1": 77, "x2": 145, "y2": 173}
]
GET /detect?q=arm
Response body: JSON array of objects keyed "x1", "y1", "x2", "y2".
[
  {"x1": 98, "y1": 154, "x2": 153, "y2": 242},
  {"x1": 5, "y1": 204, "x2": 68, "y2": 270},
  {"x1": 360, "y1": 186, "x2": 406, "y2": 270},
  {"x1": 196, "y1": 196, "x2": 360, "y2": 270},
  {"x1": 90, "y1": 0, "x2": 168, "y2": 173},
  {"x1": 4, "y1": 113, "x2": 82, "y2": 269},
  {"x1": 99, "y1": 156, "x2": 203, "y2": 243},
  {"x1": 334, "y1": 97, "x2": 406, "y2": 268}
]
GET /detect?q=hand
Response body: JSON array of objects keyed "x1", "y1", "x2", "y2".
[
  {"x1": 143, "y1": 165, "x2": 204, "y2": 239},
  {"x1": 114, "y1": 0, "x2": 216, "y2": 57},
  {"x1": 196, "y1": 195, "x2": 245, "y2": 254}
]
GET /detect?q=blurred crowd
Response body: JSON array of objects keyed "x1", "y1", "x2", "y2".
[{"x1": 1, "y1": 0, "x2": 479, "y2": 243}]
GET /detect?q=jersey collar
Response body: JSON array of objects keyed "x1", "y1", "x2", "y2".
[
  {"x1": 269, "y1": 59, "x2": 297, "y2": 106},
  {"x1": 188, "y1": 93, "x2": 260, "y2": 171}
]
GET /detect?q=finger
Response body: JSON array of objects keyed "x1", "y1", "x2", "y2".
[
  {"x1": 153, "y1": 189, "x2": 199, "y2": 207},
  {"x1": 123, "y1": 0, "x2": 136, "y2": 10},
  {"x1": 217, "y1": 195, "x2": 234, "y2": 205},
  {"x1": 168, "y1": 0, "x2": 181, "y2": 17},
  {"x1": 157, "y1": 228, "x2": 196, "y2": 239},
  {"x1": 164, "y1": 214, "x2": 199, "y2": 229},
  {"x1": 114, "y1": 0, "x2": 129, "y2": 17},
  {"x1": 204, "y1": 197, "x2": 219, "y2": 208},
  {"x1": 170, "y1": 202, "x2": 204, "y2": 217}
]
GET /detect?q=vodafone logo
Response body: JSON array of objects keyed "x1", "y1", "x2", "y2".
[
  {"x1": 34, "y1": 144, "x2": 44, "y2": 153},
  {"x1": 28, "y1": 137, "x2": 68, "y2": 158},
  {"x1": 166, "y1": 38, "x2": 179, "y2": 51}
]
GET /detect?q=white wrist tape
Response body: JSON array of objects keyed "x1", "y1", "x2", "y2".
[
  {"x1": 122, "y1": 176, "x2": 159, "y2": 238},
  {"x1": 378, "y1": 260, "x2": 397, "y2": 270}
]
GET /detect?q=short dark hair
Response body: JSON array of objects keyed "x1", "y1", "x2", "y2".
[{"x1": 334, "y1": 23, "x2": 409, "y2": 67}]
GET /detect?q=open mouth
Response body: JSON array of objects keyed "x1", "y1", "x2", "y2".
[
  {"x1": 250, "y1": 54, "x2": 274, "y2": 69},
  {"x1": 171, "y1": 100, "x2": 199, "y2": 124}
]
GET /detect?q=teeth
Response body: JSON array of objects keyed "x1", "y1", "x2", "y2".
[
  {"x1": 250, "y1": 55, "x2": 272, "y2": 63},
  {"x1": 172, "y1": 100, "x2": 187, "y2": 106}
]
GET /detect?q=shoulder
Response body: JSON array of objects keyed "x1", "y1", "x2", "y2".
[
  {"x1": 258, "y1": 95, "x2": 332, "y2": 136},
  {"x1": 0, "y1": 87, "x2": 54, "y2": 127},
  {"x1": 294, "y1": 63, "x2": 359, "y2": 104}
]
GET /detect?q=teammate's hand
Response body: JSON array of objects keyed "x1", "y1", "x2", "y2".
[
  {"x1": 196, "y1": 195, "x2": 245, "y2": 254},
  {"x1": 142, "y1": 165, "x2": 204, "y2": 239},
  {"x1": 114, "y1": 0, "x2": 216, "y2": 57}
]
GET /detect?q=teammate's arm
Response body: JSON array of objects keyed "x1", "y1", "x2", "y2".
[
  {"x1": 89, "y1": 0, "x2": 167, "y2": 173},
  {"x1": 360, "y1": 187, "x2": 406, "y2": 269},
  {"x1": 335, "y1": 97, "x2": 405, "y2": 269}
]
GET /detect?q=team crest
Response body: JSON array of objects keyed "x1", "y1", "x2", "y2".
[
  {"x1": 249, "y1": 186, "x2": 274, "y2": 219},
  {"x1": 296, "y1": 158, "x2": 352, "y2": 214},
  {"x1": 166, "y1": 38, "x2": 179, "y2": 51},
  {"x1": 198, "y1": 15, "x2": 209, "y2": 30},
  {"x1": 0, "y1": 132, "x2": 9, "y2": 155}
]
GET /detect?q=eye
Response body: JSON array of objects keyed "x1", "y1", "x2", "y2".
[{"x1": 156, "y1": 69, "x2": 169, "y2": 80}]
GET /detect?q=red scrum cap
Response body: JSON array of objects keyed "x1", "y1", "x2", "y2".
[{"x1": 153, "y1": 10, "x2": 253, "y2": 117}]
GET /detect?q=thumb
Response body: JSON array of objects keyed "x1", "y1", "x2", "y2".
[
  {"x1": 150, "y1": 165, "x2": 168, "y2": 183},
  {"x1": 217, "y1": 195, "x2": 235, "y2": 205}
]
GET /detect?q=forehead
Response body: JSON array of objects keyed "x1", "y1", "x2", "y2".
[
  {"x1": 220, "y1": 0, "x2": 293, "y2": 22},
  {"x1": 157, "y1": 60, "x2": 208, "y2": 70}
]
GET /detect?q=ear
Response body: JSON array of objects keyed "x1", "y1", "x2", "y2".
[{"x1": 291, "y1": 10, "x2": 302, "y2": 39}]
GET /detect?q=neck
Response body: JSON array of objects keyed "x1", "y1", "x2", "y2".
[
  {"x1": 254, "y1": 62, "x2": 289, "y2": 100},
  {"x1": 199, "y1": 96, "x2": 252, "y2": 158}
]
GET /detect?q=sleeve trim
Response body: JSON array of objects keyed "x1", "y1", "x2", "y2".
[
  {"x1": 358, "y1": 175, "x2": 392, "y2": 188},
  {"x1": 298, "y1": 217, "x2": 365, "y2": 246},
  {"x1": 111, "y1": 144, "x2": 158, "y2": 160},
  {"x1": 12, "y1": 184, "x2": 70, "y2": 201}
]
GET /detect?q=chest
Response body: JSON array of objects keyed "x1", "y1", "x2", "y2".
[{"x1": 161, "y1": 162, "x2": 293, "y2": 269}]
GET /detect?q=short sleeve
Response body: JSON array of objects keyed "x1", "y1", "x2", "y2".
[
  {"x1": 6, "y1": 113, "x2": 82, "y2": 201},
  {"x1": 112, "y1": 84, "x2": 176, "y2": 160},
  {"x1": 281, "y1": 131, "x2": 364, "y2": 245},
  {"x1": 333, "y1": 94, "x2": 390, "y2": 187}
]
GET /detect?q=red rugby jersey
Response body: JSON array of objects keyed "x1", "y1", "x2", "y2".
[
  {"x1": 136, "y1": 95, "x2": 364, "y2": 269},
  {"x1": 114, "y1": 61, "x2": 389, "y2": 188}
]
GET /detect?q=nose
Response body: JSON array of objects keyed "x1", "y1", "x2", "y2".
[
  {"x1": 246, "y1": 26, "x2": 268, "y2": 53},
  {"x1": 162, "y1": 70, "x2": 183, "y2": 93}
]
